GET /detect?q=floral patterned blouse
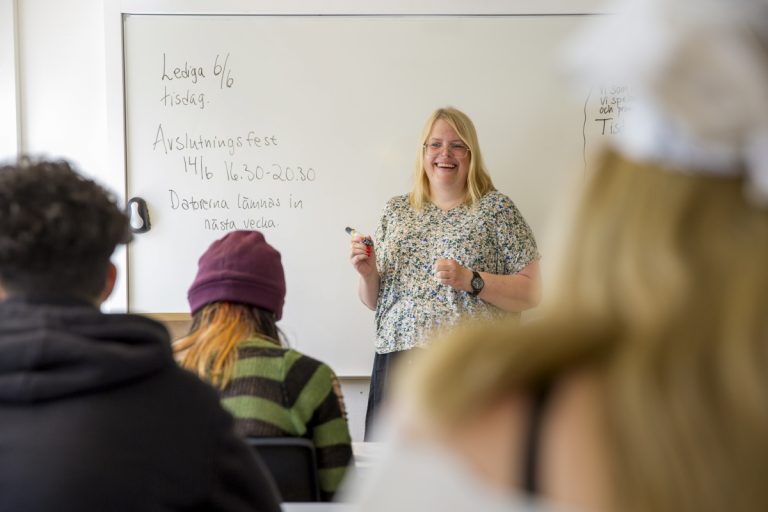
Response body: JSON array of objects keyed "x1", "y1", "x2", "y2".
[{"x1": 373, "y1": 191, "x2": 539, "y2": 354}]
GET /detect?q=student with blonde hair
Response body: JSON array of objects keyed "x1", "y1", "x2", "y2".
[
  {"x1": 352, "y1": 1, "x2": 768, "y2": 511},
  {"x1": 349, "y1": 106, "x2": 541, "y2": 438}
]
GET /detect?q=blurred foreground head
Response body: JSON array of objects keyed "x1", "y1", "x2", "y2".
[
  {"x1": 360, "y1": 2, "x2": 768, "y2": 512},
  {"x1": 0, "y1": 157, "x2": 131, "y2": 303},
  {"x1": 555, "y1": 0, "x2": 768, "y2": 343}
]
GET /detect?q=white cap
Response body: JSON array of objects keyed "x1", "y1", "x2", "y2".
[{"x1": 566, "y1": 0, "x2": 768, "y2": 205}]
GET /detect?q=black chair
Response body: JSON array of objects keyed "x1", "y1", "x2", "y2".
[{"x1": 246, "y1": 437, "x2": 321, "y2": 502}]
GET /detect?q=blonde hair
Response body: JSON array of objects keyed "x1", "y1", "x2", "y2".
[
  {"x1": 409, "y1": 107, "x2": 495, "y2": 210},
  {"x1": 173, "y1": 302, "x2": 279, "y2": 389},
  {"x1": 401, "y1": 149, "x2": 768, "y2": 512}
]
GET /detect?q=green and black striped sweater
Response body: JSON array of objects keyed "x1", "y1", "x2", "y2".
[{"x1": 221, "y1": 337, "x2": 353, "y2": 500}]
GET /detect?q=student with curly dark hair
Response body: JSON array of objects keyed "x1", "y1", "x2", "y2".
[
  {"x1": 0, "y1": 157, "x2": 281, "y2": 512},
  {"x1": 0, "y1": 159, "x2": 131, "y2": 299}
]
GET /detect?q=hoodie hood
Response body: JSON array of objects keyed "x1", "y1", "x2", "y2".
[{"x1": 0, "y1": 298, "x2": 173, "y2": 403}]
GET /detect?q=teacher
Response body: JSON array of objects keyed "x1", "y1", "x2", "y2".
[{"x1": 350, "y1": 107, "x2": 541, "y2": 439}]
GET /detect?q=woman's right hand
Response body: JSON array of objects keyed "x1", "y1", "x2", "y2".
[{"x1": 350, "y1": 234, "x2": 377, "y2": 278}]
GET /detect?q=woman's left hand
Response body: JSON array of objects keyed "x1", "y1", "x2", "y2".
[{"x1": 434, "y1": 258, "x2": 472, "y2": 292}]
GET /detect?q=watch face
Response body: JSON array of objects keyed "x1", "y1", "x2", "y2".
[{"x1": 471, "y1": 275, "x2": 484, "y2": 291}]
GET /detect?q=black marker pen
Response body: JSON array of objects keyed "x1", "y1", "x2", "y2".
[{"x1": 345, "y1": 226, "x2": 374, "y2": 247}]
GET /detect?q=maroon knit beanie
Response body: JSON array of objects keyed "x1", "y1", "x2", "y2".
[{"x1": 187, "y1": 230, "x2": 286, "y2": 319}]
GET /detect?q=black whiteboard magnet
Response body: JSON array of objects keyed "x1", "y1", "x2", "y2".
[{"x1": 127, "y1": 197, "x2": 151, "y2": 234}]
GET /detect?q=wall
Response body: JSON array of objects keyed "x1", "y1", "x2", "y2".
[
  {"x1": 0, "y1": 0, "x2": 18, "y2": 158},
  {"x1": 17, "y1": 0, "x2": 109, "y2": 184},
  {"x1": 13, "y1": 0, "x2": 130, "y2": 308}
]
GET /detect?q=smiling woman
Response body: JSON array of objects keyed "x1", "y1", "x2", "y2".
[{"x1": 347, "y1": 106, "x2": 541, "y2": 440}]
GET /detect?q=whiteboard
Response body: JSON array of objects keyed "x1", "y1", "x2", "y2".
[{"x1": 122, "y1": 13, "x2": 624, "y2": 375}]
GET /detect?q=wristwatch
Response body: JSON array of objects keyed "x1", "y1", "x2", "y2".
[{"x1": 470, "y1": 271, "x2": 484, "y2": 296}]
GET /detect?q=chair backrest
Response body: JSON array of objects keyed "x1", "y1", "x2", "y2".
[{"x1": 246, "y1": 437, "x2": 321, "y2": 502}]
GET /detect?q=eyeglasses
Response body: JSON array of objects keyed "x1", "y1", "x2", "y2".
[{"x1": 423, "y1": 141, "x2": 470, "y2": 158}]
